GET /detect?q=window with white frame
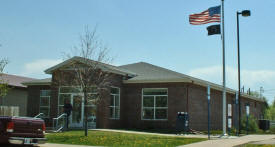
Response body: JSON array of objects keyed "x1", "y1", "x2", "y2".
[
  {"x1": 58, "y1": 86, "x2": 97, "y2": 115},
  {"x1": 40, "y1": 90, "x2": 51, "y2": 117},
  {"x1": 110, "y1": 87, "x2": 120, "y2": 119},
  {"x1": 142, "y1": 88, "x2": 168, "y2": 120},
  {"x1": 228, "y1": 104, "x2": 232, "y2": 117}
]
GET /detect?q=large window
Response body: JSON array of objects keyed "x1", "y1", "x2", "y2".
[
  {"x1": 142, "y1": 88, "x2": 168, "y2": 120},
  {"x1": 110, "y1": 87, "x2": 120, "y2": 119},
  {"x1": 40, "y1": 90, "x2": 51, "y2": 117},
  {"x1": 58, "y1": 86, "x2": 97, "y2": 115}
]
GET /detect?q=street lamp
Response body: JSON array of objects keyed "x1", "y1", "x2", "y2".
[{"x1": 237, "y1": 10, "x2": 251, "y2": 135}]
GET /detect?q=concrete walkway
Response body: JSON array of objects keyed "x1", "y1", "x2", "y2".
[
  {"x1": 91, "y1": 129, "x2": 211, "y2": 138},
  {"x1": 180, "y1": 135, "x2": 275, "y2": 147},
  {"x1": 252, "y1": 138, "x2": 275, "y2": 145}
]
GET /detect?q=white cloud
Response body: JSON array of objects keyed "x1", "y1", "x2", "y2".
[
  {"x1": 21, "y1": 59, "x2": 62, "y2": 78},
  {"x1": 188, "y1": 65, "x2": 275, "y2": 103}
]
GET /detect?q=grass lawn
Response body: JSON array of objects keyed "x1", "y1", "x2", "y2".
[{"x1": 46, "y1": 130, "x2": 206, "y2": 147}]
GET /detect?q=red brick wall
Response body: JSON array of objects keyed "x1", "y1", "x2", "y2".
[
  {"x1": 188, "y1": 84, "x2": 237, "y2": 130},
  {"x1": 121, "y1": 83, "x2": 188, "y2": 130},
  {"x1": 121, "y1": 83, "x2": 264, "y2": 131},
  {"x1": 27, "y1": 85, "x2": 51, "y2": 126},
  {"x1": 95, "y1": 74, "x2": 124, "y2": 129}
]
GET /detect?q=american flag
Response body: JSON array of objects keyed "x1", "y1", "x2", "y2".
[{"x1": 189, "y1": 6, "x2": 221, "y2": 25}]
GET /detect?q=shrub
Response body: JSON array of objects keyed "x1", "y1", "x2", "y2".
[{"x1": 240, "y1": 115, "x2": 259, "y2": 133}]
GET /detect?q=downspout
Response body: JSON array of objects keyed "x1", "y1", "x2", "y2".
[{"x1": 186, "y1": 84, "x2": 189, "y2": 113}]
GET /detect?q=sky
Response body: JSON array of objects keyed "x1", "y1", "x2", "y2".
[{"x1": 1, "y1": 0, "x2": 275, "y2": 103}]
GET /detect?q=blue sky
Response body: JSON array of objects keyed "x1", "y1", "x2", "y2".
[{"x1": 1, "y1": 0, "x2": 275, "y2": 102}]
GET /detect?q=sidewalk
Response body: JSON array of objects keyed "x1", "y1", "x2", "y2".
[
  {"x1": 251, "y1": 138, "x2": 275, "y2": 145},
  {"x1": 180, "y1": 135, "x2": 275, "y2": 147},
  {"x1": 91, "y1": 128, "x2": 212, "y2": 138}
]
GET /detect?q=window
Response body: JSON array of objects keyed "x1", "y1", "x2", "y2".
[
  {"x1": 142, "y1": 88, "x2": 168, "y2": 120},
  {"x1": 110, "y1": 87, "x2": 120, "y2": 119},
  {"x1": 228, "y1": 104, "x2": 232, "y2": 117},
  {"x1": 246, "y1": 104, "x2": 250, "y2": 116},
  {"x1": 227, "y1": 104, "x2": 232, "y2": 128},
  {"x1": 40, "y1": 90, "x2": 51, "y2": 117},
  {"x1": 58, "y1": 86, "x2": 97, "y2": 115}
]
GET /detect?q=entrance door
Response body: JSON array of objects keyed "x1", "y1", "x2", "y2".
[
  {"x1": 87, "y1": 106, "x2": 97, "y2": 129},
  {"x1": 70, "y1": 94, "x2": 84, "y2": 127}
]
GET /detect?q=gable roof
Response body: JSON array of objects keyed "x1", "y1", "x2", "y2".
[
  {"x1": 119, "y1": 62, "x2": 264, "y2": 102},
  {"x1": 0, "y1": 74, "x2": 36, "y2": 88},
  {"x1": 44, "y1": 56, "x2": 136, "y2": 77}
]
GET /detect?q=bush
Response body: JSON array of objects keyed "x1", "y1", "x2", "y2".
[
  {"x1": 240, "y1": 115, "x2": 259, "y2": 133},
  {"x1": 228, "y1": 126, "x2": 237, "y2": 135}
]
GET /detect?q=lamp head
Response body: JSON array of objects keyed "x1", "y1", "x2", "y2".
[{"x1": 241, "y1": 10, "x2": 251, "y2": 17}]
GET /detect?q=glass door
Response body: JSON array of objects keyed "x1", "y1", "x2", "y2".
[
  {"x1": 86, "y1": 93, "x2": 97, "y2": 128},
  {"x1": 87, "y1": 106, "x2": 97, "y2": 128},
  {"x1": 70, "y1": 94, "x2": 84, "y2": 127}
]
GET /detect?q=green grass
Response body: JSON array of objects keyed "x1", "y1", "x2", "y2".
[{"x1": 46, "y1": 130, "x2": 206, "y2": 147}]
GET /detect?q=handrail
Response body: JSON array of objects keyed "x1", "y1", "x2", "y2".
[
  {"x1": 34, "y1": 113, "x2": 44, "y2": 118},
  {"x1": 53, "y1": 113, "x2": 67, "y2": 120},
  {"x1": 52, "y1": 113, "x2": 67, "y2": 132}
]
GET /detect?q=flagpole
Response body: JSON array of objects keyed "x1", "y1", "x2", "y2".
[{"x1": 221, "y1": 0, "x2": 227, "y2": 136}]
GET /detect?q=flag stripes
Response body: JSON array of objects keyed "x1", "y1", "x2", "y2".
[{"x1": 189, "y1": 9, "x2": 221, "y2": 25}]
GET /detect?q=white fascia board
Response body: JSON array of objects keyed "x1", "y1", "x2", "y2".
[{"x1": 44, "y1": 57, "x2": 135, "y2": 77}]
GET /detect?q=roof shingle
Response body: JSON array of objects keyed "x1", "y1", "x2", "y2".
[{"x1": 0, "y1": 74, "x2": 36, "y2": 88}]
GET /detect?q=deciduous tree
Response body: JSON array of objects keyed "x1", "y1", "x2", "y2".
[
  {"x1": 58, "y1": 26, "x2": 113, "y2": 136},
  {"x1": 0, "y1": 58, "x2": 9, "y2": 101}
]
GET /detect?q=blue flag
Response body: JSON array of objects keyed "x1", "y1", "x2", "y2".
[{"x1": 209, "y1": 6, "x2": 221, "y2": 17}]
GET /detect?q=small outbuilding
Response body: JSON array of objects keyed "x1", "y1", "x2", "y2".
[{"x1": 0, "y1": 74, "x2": 35, "y2": 116}]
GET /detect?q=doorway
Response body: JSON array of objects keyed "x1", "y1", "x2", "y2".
[
  {"x1": 58, "y1": 87, "x2": 97, "y2": 128},
  {"x1": 70, "y1": 94, "x2": 84, "y2": 127}
]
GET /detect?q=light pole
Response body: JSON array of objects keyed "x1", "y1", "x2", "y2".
[{"x1": 237, "y1": 10, "x2": 251, "y2": 135}]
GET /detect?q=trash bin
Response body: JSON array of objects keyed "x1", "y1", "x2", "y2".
[
  {"x1": 183, "y1": 112, "x2": 189, "y2": 133},
  {"x1": 176, "y1": 112, "x2": 184, "y2": 134},
  {"x1": 259, "y1": 119, "x2": 270, "y2": 131},
  {"x1": 176, "y1": 112, "x2": 189, "y2": 134}
]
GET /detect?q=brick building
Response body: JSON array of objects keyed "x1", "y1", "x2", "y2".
[{"x1": 23, "y1": 56, "x2": 265, "y2": 131}]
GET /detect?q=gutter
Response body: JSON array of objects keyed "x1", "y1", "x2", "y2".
[{"x1": 123, "y1": 79, "x2": 265, "y2": 103}]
